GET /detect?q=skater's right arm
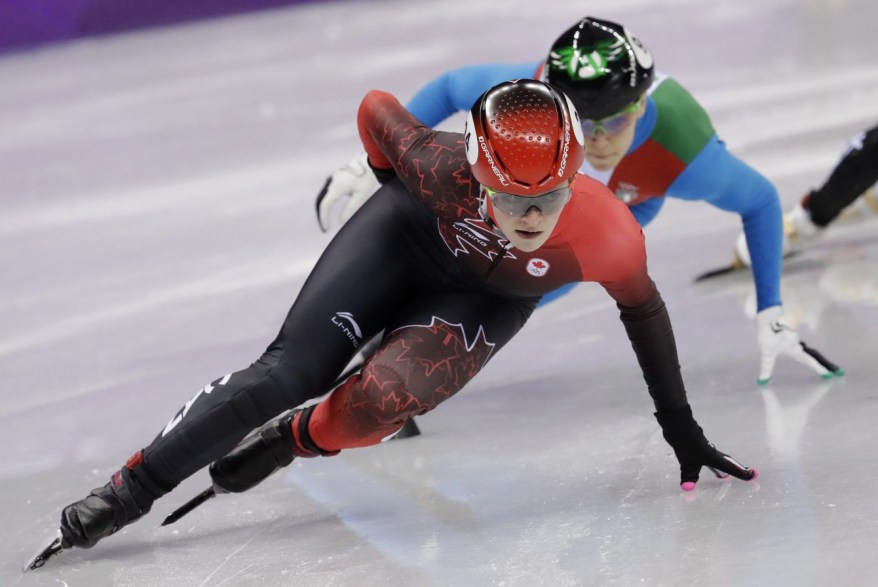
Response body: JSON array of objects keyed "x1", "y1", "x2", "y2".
[
  {"x1": 317, "y1": 62, "x2": 540, "y2": 231},
  {"x1": 356, "y1": 90, "x2": 473, "y2": 207}
]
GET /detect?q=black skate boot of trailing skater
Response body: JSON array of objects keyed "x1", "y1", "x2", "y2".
[
  {"x1": 60, "y1": 452, "x2": 164, "y2": 549},
  {"x1": 26, "y1": 451, "x2": 166, "y2": 571}
]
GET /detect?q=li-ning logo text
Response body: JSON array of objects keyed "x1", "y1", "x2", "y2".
[
  {"x1": 479, "y1": 136, "x2": 509, "y2": 186},
  {"x1": 332, "y1": 311, "x2": 363, "y2": 348}
]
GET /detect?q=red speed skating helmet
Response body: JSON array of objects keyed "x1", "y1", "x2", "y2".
[{"x1": 464, "y1": 79, "x2": 585, "y2": 197}]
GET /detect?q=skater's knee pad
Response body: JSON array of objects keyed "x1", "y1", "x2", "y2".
[
  {"x1": 356, "y1": 321, "x2": 491, "y2": 422},
  {"x1": 352, "y1": 361, "x2": 428, "y2": 430}
]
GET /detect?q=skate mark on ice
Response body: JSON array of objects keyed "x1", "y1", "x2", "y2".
[
  {"x1": 212, "y1": 563, "x2": 256, "y2": 587},
  {"x1": 198, "y1": 536, "x2": 255, "y2": 587}
]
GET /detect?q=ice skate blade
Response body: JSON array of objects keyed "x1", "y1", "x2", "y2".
[
  {"x1": 693, "y1": 255, "x2": 746, "y2": 282},
  {"x1": 390, "y1": 417, "x2": 421, "y2": 440},
  {"x1": 694, "y1": 250, "x2": 801, "y2": 283},
  {"x1": 23, "y1": 531, "x2": 67, "y2": 572},
  {"x1": 161, "y1": 486, "x2": 216, "y2": 526}
]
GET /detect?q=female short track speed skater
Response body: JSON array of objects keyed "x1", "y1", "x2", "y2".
[
  {"x1": 315, "y1": 16, "x2": 842, "y2": 386},
  {"x1": 27, "y1": 80, "x2": 757, "y2": 571}
]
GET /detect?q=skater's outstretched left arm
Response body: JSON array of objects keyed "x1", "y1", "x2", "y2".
[
  {"x1": 615, "y1": 279, "x2": 759, "y2": 490},
  {"x1": 583, "y1": 199, "x2": 758, "y2": 491},
  {"x1": 671, "y1": 139, "x2": 843, "y2": 384}
]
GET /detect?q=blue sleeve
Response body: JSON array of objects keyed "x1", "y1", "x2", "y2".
[
  {"x1": 405, "y1": 61, "x2": 543, "y2": 128},
  {"x1": 668, "y1": 137, "x2": 783, "y2": 311},
  {"x1": 628, "y1": 197, "x2": 666, "y2": 227},
  {"x1": 537, "y1": 282, "x2": 578, "y2": 306}
]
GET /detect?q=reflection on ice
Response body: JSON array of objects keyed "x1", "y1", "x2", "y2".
[{"x1": 3, "y1": 0, "x2": 878, "y2": 585}]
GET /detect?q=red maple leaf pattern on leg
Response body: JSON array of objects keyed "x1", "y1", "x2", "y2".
[{"x1": 349, "y1": 317, "x2": 496, "y2": 430}]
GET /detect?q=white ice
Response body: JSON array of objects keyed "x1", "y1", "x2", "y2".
[{"x1": 2, "y1": 0, "x2": 878, "y2": 585}]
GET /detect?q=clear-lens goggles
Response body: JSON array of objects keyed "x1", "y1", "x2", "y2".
[
  {"x1": 581, "y1": 98, "x2": 642, "y2": 138},
  {"x1": 484, "y1": 183, "x2": 572, "y2": 217}
]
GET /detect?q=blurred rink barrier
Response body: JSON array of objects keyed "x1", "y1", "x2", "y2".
[{"x1": 0, "y1": 0, "x2": 331, "y2": 55}]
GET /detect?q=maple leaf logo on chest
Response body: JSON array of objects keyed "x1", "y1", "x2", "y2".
[{"x1": 437, "y1": 217, "x2": 516, "y2": 261}]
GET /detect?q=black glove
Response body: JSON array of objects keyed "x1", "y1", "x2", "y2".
[{"x1": 654, "y1": 405, "x2": 758, "y2": 490}]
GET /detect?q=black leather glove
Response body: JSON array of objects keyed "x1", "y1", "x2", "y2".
[{"x1": 655, "y1": 405, "x2": 758, "y2": 490}]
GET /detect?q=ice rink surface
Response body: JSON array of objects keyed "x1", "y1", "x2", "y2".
[{"x1": 2, "y1": 0, "x2": 878, "y2": 585}]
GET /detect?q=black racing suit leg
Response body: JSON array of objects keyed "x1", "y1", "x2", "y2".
[
  {"x1": 59, "y1": 178, "x2": 539, "y2": 550},
  {"x1": 307, "y1": 285, "x2": 537, "y2": 450},
  {"x1": 140, "y1": 180, "x2": 438, "y2": 489},
  {"x1": 808, "y1": 123, "x2": 878, "y2": 226}
]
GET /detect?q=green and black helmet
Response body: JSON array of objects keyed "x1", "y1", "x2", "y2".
[{"x1": 543, "y1": 17, "x2": 654, "y2": 120}]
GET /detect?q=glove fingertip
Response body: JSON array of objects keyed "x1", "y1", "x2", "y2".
[{"x1": 681, "y1": 481, "x2": 697, "y2": 492}]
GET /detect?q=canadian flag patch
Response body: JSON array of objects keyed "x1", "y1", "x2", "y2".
[{"x1": 526, "y1": 258, "x2": 550, "y2": 277}]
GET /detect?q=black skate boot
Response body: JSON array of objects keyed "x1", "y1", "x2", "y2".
[
  {"x1": 209, "y1": 405, "x2": 339, "y2": 494},
  {"x1": 59, "y1": 452, "x2": 165, "y2": 549},
  {"x1": 161, "y1": 407, "x2": 340, "y2": 527}
]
